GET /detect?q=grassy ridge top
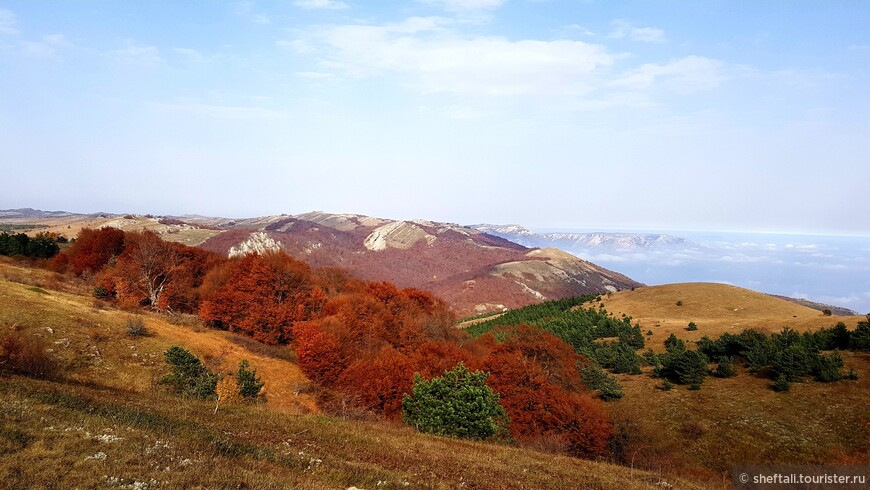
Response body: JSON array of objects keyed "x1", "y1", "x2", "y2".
[{"x1": 598, "y1": 283, "x2": 865, "y2": 350}]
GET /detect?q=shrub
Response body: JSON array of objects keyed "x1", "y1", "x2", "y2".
[
  {"x1": 664, "y1": 350, "x2": 708, "y2": 387},
  {"x1": 664, "y1": 333, "x2": 686, "y2": 354},
  {"x1": 595, "y1": 342, "x2": 641, "y2": 375},
  {"x1": 126, "y1": 317, "x2": 147, "y2": 338},
  {"x1": 646, "y1": 330, "x2": 653, "y2": 336},
  {"x1": 580, "y1": 365, "x2": 624, "y2": 401},
  {"x1": 771, "y1": 344, "x2": 813, "y2": 382},
  {"x1": 237, "y1": 359, "x2": 265, "y2": 399},
  {"x1": 845, "y1": 369, "x2": 859, "y2": 380},
  {"x1": 849, "y1": 316, "x2": 870, "y2": 351},
  {"x1": 812, "y1": 352, "x2": 843, "y2": 382},
  {"x1": 713, "y1": 356, "x2": 736, "y2": 378},
  {"x1": 660, "y1": 380, "x2": 674, "y2": 391},
  {"x1": 0, "y1": 331, "x2": 60, "y2": 380},
  {"x1": 686, "y1": 322, "x2": 698, "y2": 331},
  {"x1": 161, "y1": 346, "x2": 217, "y2": 399},
  {"x1": 822, "y1": 309, "x2": 832, "y2": 316},
  {"x1": 402, "y1": 363, "x2": 507, "y2": 440},
  {"x1": 772, "y1": 374, "x2": 791, "y2": 392},
  {"x1": 215, "y1": 377, "x2": 244, "y2": 408},
  {"x1": 675, "y1": 300, "x2": 683, "y2": 307}
]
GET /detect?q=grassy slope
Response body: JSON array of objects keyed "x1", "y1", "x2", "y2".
[
  {"x1": 595, "y1": 283, "x2": 870, "y2": 481},
  {"x1": 0, "y1": 262, "x2": 706, "y2": 490},
  {"x1": 599, "y1": 283, "x2": 865, "y2": 351},
  {"x1": 608, "y1": 353, "x2": 870, "y2": 479}
]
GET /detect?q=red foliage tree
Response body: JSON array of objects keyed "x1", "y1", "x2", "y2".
[
  {"x1": 107, "y1": 231, "x2": 219, "y2": 312},
  {"x1": 484, "y1": 332, "x2": 612, "y2": 457},
  {"x1": 199, "y1": 252, "x2": 326, "y2": 344},
  {"x1": 407, "y1": 340, "x2": 476, "y2": 379},
  {"x1": 62, "y1": 227, "x2": 126, "y2": 276},
  {"x1": 493, "y1": 325, "x2": 585, "y2": 392},
  {"x1": 337, "y1": 346, "x2": 416, "y2": 419},
  {"x1": 294, "y1": 319, "x2": 347, "y2": 387}
]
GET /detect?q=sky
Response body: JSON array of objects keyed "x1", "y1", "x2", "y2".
[{"x1": 1, "y1": 1, "x2": 869, "y2": 234}]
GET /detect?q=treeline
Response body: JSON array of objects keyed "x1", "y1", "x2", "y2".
[
  {"x1": 468, "y1": 298, "x2": 645, "y2": 374},
  {"x1": 638, "y1": 321, "x2": 868, "y2": 391},
  {"x1": 0, "y1": 232, "x2": 65, "y2": 259},
  {"x1": 45, "y1": 227, "x2": 614, "y2": 458}
]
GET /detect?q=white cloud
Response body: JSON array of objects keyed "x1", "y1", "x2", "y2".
[
  {"x1": 111, "y1": 39, "x2": 163, "y2": 66},
  {"x1": 18, "y1": 34, "x2": 72, "y2": 57},
  {"x1": 0, "y1": 9, "x2": 17, "y2": 35},
  {"x1": 562, "y1": 24, "x2": 595, "y2": 36},
  {"x1": 235, "y1": 1, "x2": 270, "y2": 24},
  {"x1": 173, "y1": 47, "x2": 207, "y2": 63},
  {"x1": 421, "y1": 0, "x2": 507, "y2": 12},
  {"x1": 308, "y1": 17, "x2": 616, "y2": 96},
  {"x1": 608, "y1": 19, "x2": 666, "y2": 44},
  {"x1": 294, "y1": 0, "x2": 349, "y2": 10},
  {"x1": 612, "y1": 55, "x2": 726, "y2": 93}
]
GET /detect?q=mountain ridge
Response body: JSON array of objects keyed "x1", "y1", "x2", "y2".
[{"x1": 0, "y1": 208, "x2": 643, "y2": 316}]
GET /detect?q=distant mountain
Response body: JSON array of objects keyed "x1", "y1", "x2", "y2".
[
  {"x1": 0, "y1": 208, "x2": 97, "y2": 220},
  {"x1": 193, "y1": 212, "x2": 644, "y2": 316},
  {"x1": 470, "y1": 224, "x2": 689, "y2": 252},
  {"x1": 771, "y1": 295, "x2": 861, "y2": 317},
  {"x1": 0, "y1": 208, "x2": 644, "y2": 315}
]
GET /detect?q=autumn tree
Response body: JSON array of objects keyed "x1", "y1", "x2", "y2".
[
  {"x1": 337, "y1": 346, "x2": 415, "y2": 418},
  {"x1": 108, "y1": 231, "x2": 208, "y2": 312},
  {"x1": 294, "y1": 319, "x2": 348, "y2": 386},
  {"x1": 61, "y1": 227, "x2": 126, "y2": 276},
  {"x1": 484, "y1": 333, "x2": 613, "y2": 457},
  {"x1": 199, "y1": 252, "x2": 326, "y2": 344}
]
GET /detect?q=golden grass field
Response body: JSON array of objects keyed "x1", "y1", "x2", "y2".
[
  {"x1": 599, "y1": 282, "x2": 865, "y2": 351},
  {"x1": 595, "y1": 283, "x2": 870, "y2": 484},
  {"x1": 0, "y1": 261, "x2": 710, "y2": 489}
]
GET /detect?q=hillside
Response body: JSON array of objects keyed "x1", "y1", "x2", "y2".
[
  {"x1": 0, "y1": 260, "x2": 705, "y2": 490},
  {"x1": 0, "y1": 209, "x2": 643, "y2": 316},
  {"x1": 196, "y1": 212, "x2": 643, "y2": 316},
  {"x1": 598, "y1": 282, "x2": 865, "y2": 350}
]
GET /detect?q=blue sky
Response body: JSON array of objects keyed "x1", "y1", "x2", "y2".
[{"x1": 1, "y1": 1, "x2": 869, "y2": 234}]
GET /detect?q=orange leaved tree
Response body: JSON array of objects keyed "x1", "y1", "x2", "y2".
[{"x1": 199, "y1": 252, "x2": 326, "y2": 344}]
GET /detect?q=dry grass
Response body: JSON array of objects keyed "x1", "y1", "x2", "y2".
[
  {"x1": 0, "y1": 374, "x2": 711, "y2": 490},
  {"x1": 606, "y1": 353, "x2": 870, "y2": 483},
  {"x1": 0, "y1": 262, "x2": 316, "y2": 414},
  {"x1": 601, "y1": 283, "x2": 865, "y2": 351}
]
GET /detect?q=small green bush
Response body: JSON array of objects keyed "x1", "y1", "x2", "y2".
[
  {"x1": 660, "y1": 380, "x2": 674, "y2": 391},
  {"x1": 161, "y1": 346, "x2": 217, "y2": 399},
  {"x1": 687, "y1": 322, "x2": 698, "y2": 331},
  {"x1": 93, "y1": 286, "x2": 110, "y2": 299},
  {"x1": 237, "y1": 359, "x2": 265, "y2": 399},
  {"x1": 771, "y1": 344, "x2": 813, "y2": 382},
  {"x1": 663, "y1": 349, "x2": 708, "y2": 387},
  {"x1": 580, "y1": 364, "x2": 624, "y2": 401},
  {"x1": 713, "y1": 356, "x2": 736, "y2": 378},
  {"x1": 402, "y1": 363, "x2": 507, "y2": 440},
  {"x1": 812, "y1": 352, "x2": 843, "y2": 382},
  {"x1": 772, "y1": 374, "x2": 791, "y2": 392}
]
